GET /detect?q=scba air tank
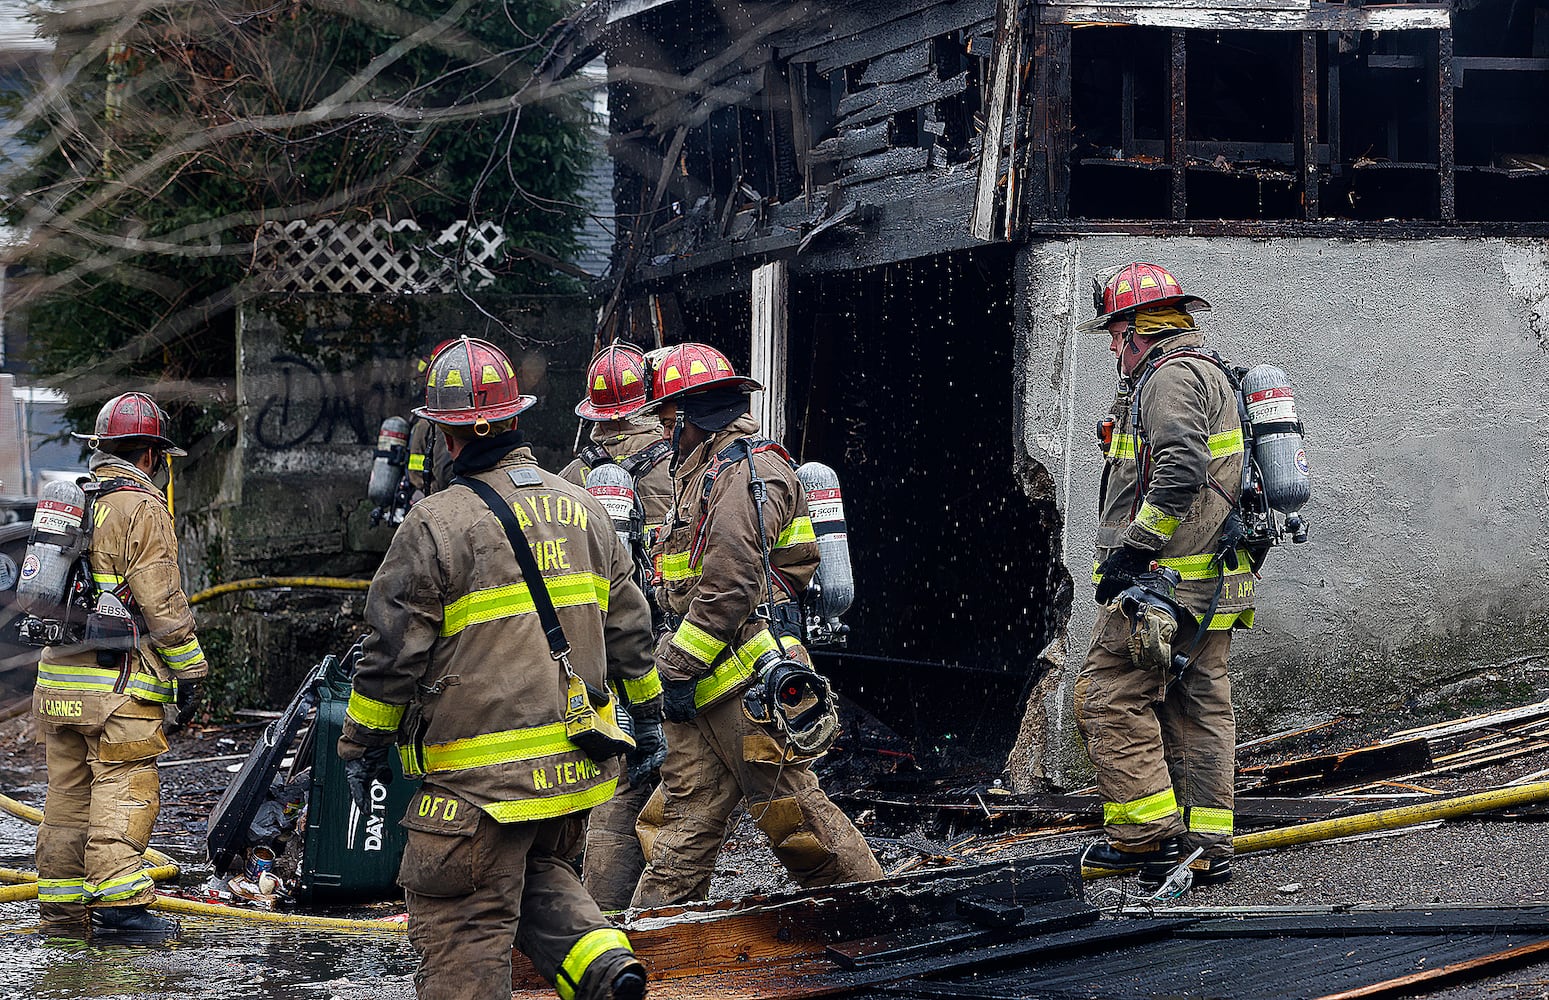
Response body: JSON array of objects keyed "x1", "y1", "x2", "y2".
[
  {"x1": 1240, "y1": 364, "x2": 1311, "y2": 539},
  {"x1": 367, "y1": 416, "x2": 410, "y2": 508},
  {"x1": 796, "y1": 462, "x2": 854, "y2": 632},
  {"x1": 17, "y1": 477, "x2": 89, "y2": 614},
  {"x1": 585, "y1": 462, "x2": 643, "y2": 549}
]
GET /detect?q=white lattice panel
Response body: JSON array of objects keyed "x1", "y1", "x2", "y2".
[{"x1": 251, "y1": 219, "x2": 507, "y2": 293}]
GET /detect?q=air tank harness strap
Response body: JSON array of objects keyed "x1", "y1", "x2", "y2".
[
  {"x1": 577, "y1": 443, "x2": 614, "y2": 474},
  {"x1": 685, "y1": 438, "x2": 796, "y2": 573},
  {"x1": 1126, "y1": 348, "x2": 1243, "y2": 521},
  {"x1": 620, "y1": 439, "x2": 673, "y2": 479}
]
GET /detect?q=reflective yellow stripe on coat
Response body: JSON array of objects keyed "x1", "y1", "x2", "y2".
[
  {"x1": 441, "y1": 573, "x2": 610, "y2": 637},
  {"x1": 36, "y1": 663, "x2": 176, "y2": 704}
]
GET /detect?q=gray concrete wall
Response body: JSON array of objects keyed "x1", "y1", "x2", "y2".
[
  {"x1": 1012, "y1": 237, "x2": 1549, "y2": 786},
  {"x1": 176, "y1": 293, "x2": 595, "y2": 708}
]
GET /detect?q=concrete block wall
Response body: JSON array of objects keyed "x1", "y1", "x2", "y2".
[{"x1": 1011, "y1": 237, "x2": 1549, "y2": 785}]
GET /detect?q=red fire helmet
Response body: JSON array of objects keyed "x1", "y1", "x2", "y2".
[
  {"x1": 1077, "y1": 262, "x2": 1211, "y2": 334},
  {"x1": 72, "y1": 392, "x2": 186, "y2": 456},
  {"x1": 638, "y1": 343, "x2": 760, "y2": 412},
  {"x1": 576, "y1": 343, "x2": 649, "y2": 421}
]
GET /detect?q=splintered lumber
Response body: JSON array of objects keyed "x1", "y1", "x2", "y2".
[
  {"x1": 1382, "y1": 698, "x2": 1549, "y2": 746},
  {"x1": 509, "y1": 857, "x2": 1079, "y2": 991},
  {"x1": 1239, "y1": 737, "x2": 1432, "y2": 792}
]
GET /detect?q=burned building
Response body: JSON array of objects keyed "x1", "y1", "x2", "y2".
[{"x1": 547, "y1": 0, "x2": 1549, "y2": 782}]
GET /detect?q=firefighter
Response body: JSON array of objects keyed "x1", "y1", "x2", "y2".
[
  {"x1": 406, "y1": 340, "x2": 457, "y2": 498},
  {"x1": 558, "y1": 343, "x2": 673, "y2": 538},
  {"x1": 629, "y1": 343, "x2": 883, "y2": 908},
  {"x1": 562, "y1": 344, "x2": 675, "y2": 910},
  {"x1": 1075, "y1": 263, "x2": 1254, "y2": 888},
  {"x1": 33, "y1": 392, "x2": 207, "y2": 938},
  {"x1": 337, "y1": 338, "x2": 658, "y2": 1000}
]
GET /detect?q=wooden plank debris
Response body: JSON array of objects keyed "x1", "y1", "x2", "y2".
[
  {"x1": 969, "y1": 0, "x2": 1021, "y2": 241},
  {"x1": 1239, "y1": 737, "x2": 1432, "y2": 793}
]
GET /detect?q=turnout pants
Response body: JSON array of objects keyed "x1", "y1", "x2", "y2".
[
  {"x1": 35, "y1": 700, "x2": 168, "y2": 924},
  {"x1": 1074, "y1": 605, "x2": 1236, "y2": 859},
  {"x1": 630, "y1": 690, "x2": 883, "y2": 908},
  {"x1": 399, "y1": 796, "x2": 638, "y2": 1000},
  {"x1": 582, "y1": 774, "x2": 656, "y2": 911}
]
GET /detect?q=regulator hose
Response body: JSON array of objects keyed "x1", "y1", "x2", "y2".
[{"x1": 188, "y1": 576, "x2": 370, "y2": 606}]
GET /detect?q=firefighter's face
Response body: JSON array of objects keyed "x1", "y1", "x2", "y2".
[
  {"x1": 1108, "y1": 318, "x2": 1148, "y2": 377},
  {"x1": 656, "y1": 402, "x2": 677, "y2": 438}
]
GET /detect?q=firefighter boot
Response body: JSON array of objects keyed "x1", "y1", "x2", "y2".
[
  {"x1": 1080, "y1": 837, "x2": 1183, "y2": 884},
  {"x1": 610, "y1": 961, "x2": 648, "y2": 1000},
  {"x1": 1188, "y1": 854, "x2": 1233, "y2": 887},
  {"x1": 91, "y1": 904, "x2": 181, "y2": 939}
]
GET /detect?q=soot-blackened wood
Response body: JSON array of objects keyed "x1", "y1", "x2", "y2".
[
  {"x1": 1240, "y1": 737, "x2": 1433, "y2": 792},
  {"x1": 824, "y1": 898, "x2": 1095, "y2": 970},
  {"x1": 1048, "y1": 24, "x2": 1073, "y2": 220},
  {"x1": 1169, "y1": 30, "x2": 1187, "y2": 220},
  {"x1": 836, "y1": 72, "x2": 971, "y2": 129},
  {"x1": 843, "y1": 146, "x2": 931, "y2": 182},
  {"x1": 1437, "y1": 28, "x2": 1456, "y2": 221},
  {"x1": 1175, "y1": 908, "x2": 1549, "y2": 939},
  {"x1": 1309, "y1": 936, "x2": 1549, "y2": 1000},
  {"x1": 809, "y1": 120, "x2": 890, "y2": 163},
  {"x1": 808, "y1": 0, "x2": 995, "y2": 75},
  {"x1": 1300, "y1": 32, "x2": 1320, "y2": 219},
  {"x1": 859, "y1": 42, "x2": 933, "y2": 86},
  {"x1": 510, "y1": 858, "x2": 1082, "y2": 990}
]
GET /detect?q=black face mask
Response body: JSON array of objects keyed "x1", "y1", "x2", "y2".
[
  {"x1": 451, "y1": 428, "x2": 526, "y2": 476},
  {"x1": 679, "y1": 387, "x2": 751, "y2": 432}
]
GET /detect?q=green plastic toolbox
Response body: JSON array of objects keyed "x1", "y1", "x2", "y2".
[{"x1": 295, "y1": 644, "x2": 421, "y2": 903}]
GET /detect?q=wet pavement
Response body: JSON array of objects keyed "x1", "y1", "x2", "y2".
[{"x1": 0, "y1": 763, "x2": 418, "y2": 1000}]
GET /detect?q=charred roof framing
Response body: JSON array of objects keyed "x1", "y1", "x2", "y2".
[{"x1": 574, "y1": 0, "x2": 1549, "y2": 310}]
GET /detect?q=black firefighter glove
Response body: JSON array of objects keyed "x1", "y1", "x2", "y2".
[
  {"x1": 341, "y1": 744, "x2": 393, "y2": 814},
  {"x1": 166, "y1": 681, "x2": 203, "y2": 733},
  {"x1": 662, "y1": 679, "x2": 699, "y2": 724},
  {"x1": 1094, "y1": 545, "x2": 1155, "y2": 605},
  {"x1": 626, "y1": 711, "x2": 668, "y2": 787}
]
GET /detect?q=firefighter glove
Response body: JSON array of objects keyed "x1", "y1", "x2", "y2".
[
  {"x1": 1095, "y1": 545, "x2": 1153, "y2": 605},
  {"x1": 662, "y1": 678, "x2": 699, "y2": 724},
  {"x1": 166, "y1": 682, "x2": 203, "y2": 733},
  {"x1": 344, "y1": 745, "x2": 392, "y2": 814},
  {"x1": 626, "y1": 712, "x2": 668, "y2": 786}
]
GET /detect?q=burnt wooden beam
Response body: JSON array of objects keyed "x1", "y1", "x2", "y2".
[
  {"x1": 823, "y1": 898, "x2": 1095, "y2": 970},
  {"x1": 836, "y1": 70, "x2": 966, "y2": 129},
  {"x1": 836, "y1": 71, "x2": 971, "y2": 129},
  {"x1": 807, "y1": 121, "x2": 890, "y2": 163},
  {"x1": 1438, "y1": 28, "x2": 1456, "y2": 221},
  {"x1": 1043, "y1": 2, "x2": 1451, "y2": 31},
  {"x1": 859, "y1": 42, "x2": 933, "y2": 86},
  {"x1": 1239, "y1": 737, "x2": 1433, "y2": 792},
  {"x1": 1169, "y1": 29, "x2": 1187, "y2": 221},
  {"x1": 1308, "y1": 935, "x2": 1549, "y2": 1000},
  {"x1": 800, "y1": 0, "x2": 995, "y2": 75},
  {"x1": 1048, "y1": 24, "x2": 1072, "y2": 220},
  {"x1": 1300, "y1": 32, "x2": 1320, "y2": 220},
  {"x1": 509, "y1": 858, "x2": 1081, "y2": 991},
  {"x1": 1326, "y1": 32, "x2": 1342, "y2": 176},
  {"x1": 842, "y1": 146, "x2": 931, "y2": 182},
  {"x1": 970, "y1": 0, "x2": 1022, "y2": 240}
]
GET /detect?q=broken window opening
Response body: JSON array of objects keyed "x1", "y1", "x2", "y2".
[{"x1": 1056, "y1": 5, "x2": 1549, "y2": 226}]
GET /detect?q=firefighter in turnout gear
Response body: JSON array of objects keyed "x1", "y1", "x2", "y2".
[
  {"x1": 559, "y1": 344, "x2": 673, "y2": 537},
  {"x1": 563, "y1": 343, "x2": 676, "y2": 910},
  {"x1": 33, "y1": 392, "x2": 207, "y2": 938},
  {"x1": 338, "y1": 338, "x2": 659, "y2": 1000},
  {"x1": 629, "y1": 343, "x2": 883, "y2": 908},
  {"x1": 1076, "y1": 263, "x2": 1252, "y2": 888},
  {"x1": 406, "y1": 340, "x2": 457, "y2": 498}
]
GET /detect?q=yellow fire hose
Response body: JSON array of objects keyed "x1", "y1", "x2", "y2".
[
  {"x1": 1080, "y1": 779, "x2": 1549, "y2": 879},
  {"x1": 0, "y1": 790, "x2": 405, "y2": 932},
  {"x1": 188, "y1": 576, "x2": 371, "y2": 606}
]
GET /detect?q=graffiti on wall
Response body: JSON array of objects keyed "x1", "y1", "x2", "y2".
[{"x1": 251, "y1": 352, "x2": 417, "y2": 451}]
